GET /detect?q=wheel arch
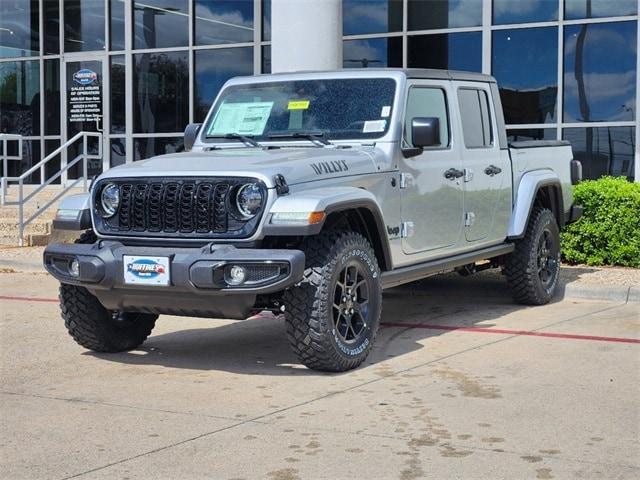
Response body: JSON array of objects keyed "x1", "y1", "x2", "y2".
[{"x1": 508, "y1": 171, "x2": 564, "y2": 239}]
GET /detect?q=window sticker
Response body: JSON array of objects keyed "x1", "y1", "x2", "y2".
[
  {"x1": 207, "y1": 101, "x2": 274, "y2": 136},
  {"x1": 288, "y1": 100, "x2": 310, "y2": 110},
  {"x1": 363, "y1": 119, "x2": 386, "y2": 133},
  {"x1": 381, "y1": 105, "x2": 391, "y2": 118}
]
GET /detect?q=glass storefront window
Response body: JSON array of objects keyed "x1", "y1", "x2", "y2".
[
  {"x1": 195, "y1": 0, "x2": 254, "y2": 45},
  {"x1": 134, "y1": 137, "x2": 184, "y2": 160},
  {"x1": 564, "y1": 21, "x2": 637, "y2": 123},
  {"x1": 408, "y1": 32, "x2": 482, "y2": 72},
  {"x1": 133, "y1": 51, "x2": 189, "y2": 133},
  {"x1": 493, "y1": 0, "x2": 558, "y2": 25},
  {"x1": 64, "y1": 0, "x2": 106, "y2": 52},
  {"x1": 0, "y1": 0, "x2": 39, "y2": 58},
  {"x1": 45, "y1": 140, "x2": 61, "y2": 184},
  {"x1": 110, "y1": 0, "x2": 126, "y2": 51},
  {"x1": 262, "y1": 45, "x2": 271, "y2": 73},
  {"x1": 134, "y1": 0, "x2": 189, "y2": 49},
  {"x1": 262, "y1": 0, "x2": 271, "y2": 41},
  {"x1": 343, "y1": 0, "x2": 403, "y2": 35},
  {"x1": 507, "y1": 128, "x2": 557, "y2": 142},
  {"x1": 44, "y1": 59, "x2": 60, "y2": 135},
  {"x1": 110, "y1": 138, "x2": 127, "y2": 167},
  {"x1": 493, "y1": 27, "x2": 558, "y2": 124},
  {"x1": 111, "y1": 56, "x2": 126, "y2": 134},
  {"x1": 43, "y1": 0, "x2": 60, "y2": 55},
  {"x1": 408, "y1": 0, "x2": 482, "y2": 30},
  {"x1": 563, "y1": 127, "x2": 636, "y2": 180},
  {"x1": 343, "y1": 37, "x2": 402, "y2": 68},
  {"x1": 0, "y1": 60, "x2": 40, "y2": 136},
  {"x1": 194, "y1": 46, "x2": 253, "y2": 122},
  {"x1": 565, "y1": 0, "x2": 638, "y2": 20}
]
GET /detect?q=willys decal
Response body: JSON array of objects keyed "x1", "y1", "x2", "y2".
[{"x1": 310, "y1": 160, "x2": 349, "y2": 175}]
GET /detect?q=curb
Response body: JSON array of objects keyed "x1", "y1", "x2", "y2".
[{"x1": 560, "y1": 283, "x2": 638, "y2": 304}]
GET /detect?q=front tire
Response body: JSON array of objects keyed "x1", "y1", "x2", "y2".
[
  {"x1": 505, "y1": 207, "x2": 561, "y2": 305},
  {"x1": 60, "y1": 284, "x2": 157, "y2": 352},
  {"x1": 283, "y1": 231, "x2": 382, "y2": 372}
]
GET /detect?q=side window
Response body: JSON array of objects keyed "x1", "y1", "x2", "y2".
[
  {"x1": 404, "y1": 87, "x2": 450, "y2": 148},
  {"x1": 457, "y1": 88, "x2": 493, "y2": 148}
]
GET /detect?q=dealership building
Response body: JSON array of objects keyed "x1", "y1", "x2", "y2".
[{"x1": 0, "y1": 0, "x2": 638, "y2": 183}]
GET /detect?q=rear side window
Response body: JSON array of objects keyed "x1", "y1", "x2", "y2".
[
  {"x1": 404, "y1": 87, "x2": 450, "y2": 148},
  {"x1": 458, "y1": 88, "x2": 493, "y2": 148}
]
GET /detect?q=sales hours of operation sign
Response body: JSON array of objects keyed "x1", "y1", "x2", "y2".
[{"x1": 69, "y1": 69, "x2": 101, "y2": 123}]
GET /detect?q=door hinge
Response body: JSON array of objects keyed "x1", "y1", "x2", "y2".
[
  {"x1": 399, "y1": 172, "x2": 410, "y2": 189},
  {"x1": 464, "y1": 212, "x2": 476, "y2": 227},
  {"x1": 401, "y1": 221, "x2": 415, "y2": 238},
  {"x1": 464, "y1": 168, "x2": 474, "y2": 182}
]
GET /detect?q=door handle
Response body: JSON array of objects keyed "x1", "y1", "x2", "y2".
[
  {"x1": 484, "y1": 165, "x2": 502, "y2": 176},
  {"x1": 444, "y1": 168, "x2": 464, "y2": 180}
]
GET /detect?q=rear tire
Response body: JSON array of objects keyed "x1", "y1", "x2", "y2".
[
  {"x1": 505, "y1": 208, "x2": 560, "y2": 305},
  {"x1": 60, "y1": 284, "x2": 157, "y2": 352},
  {"x1": 283, "y1": 231, "x2": 382, "y2": 372}
]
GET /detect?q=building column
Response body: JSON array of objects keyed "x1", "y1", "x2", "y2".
[{"x1": 271, "y1": 0, "x2": 342, "y2": 73}]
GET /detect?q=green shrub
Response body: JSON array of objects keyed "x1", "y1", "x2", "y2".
[{"x1": 561, "y1": 176, "x2": 640, "y2": 267}]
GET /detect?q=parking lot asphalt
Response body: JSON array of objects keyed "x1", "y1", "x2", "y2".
[{"x1": 1, "y1": 270, "x2": 639, "y2": 480}]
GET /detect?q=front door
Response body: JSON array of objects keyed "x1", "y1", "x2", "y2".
[
  {"x1": 400, "y1": 81, "x2": 464, "y2": 257},
  {"x1": 63, "y1": 55, "x2": 108, "y2": 181}
]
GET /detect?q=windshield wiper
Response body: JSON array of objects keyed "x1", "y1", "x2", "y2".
[
  {"x1": 267, "y1": 131, "x2": 332, "y2": 146},
  {"x1": 206, "y1": 133, "x2": 261, "y2": 148}
]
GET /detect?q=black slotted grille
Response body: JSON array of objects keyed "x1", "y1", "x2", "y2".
[{"x1": 95, "y1": 178, "x2": 263, "y2": 239}]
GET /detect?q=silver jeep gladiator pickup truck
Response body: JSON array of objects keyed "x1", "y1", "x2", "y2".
[{"x1": 44, "y1": 69, "x2": 583, "y2": 372}]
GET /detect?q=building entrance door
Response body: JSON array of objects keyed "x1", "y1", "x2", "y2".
[{"x1": 62, "y1": 55, "x2": 109, "y2": 182}]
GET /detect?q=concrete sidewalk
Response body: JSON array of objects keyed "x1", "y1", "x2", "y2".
[{"x1": 1, "y1": 270, "x2": 638, "y2": 479}]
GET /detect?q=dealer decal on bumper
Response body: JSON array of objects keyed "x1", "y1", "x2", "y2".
[{"x1": 123, "y1": 256, "x2": 170, "y2": 286}]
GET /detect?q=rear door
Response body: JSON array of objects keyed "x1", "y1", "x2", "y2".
[
  {"x1": 399, "y1": 80, "x2": 464, "y2": 256},
  {"x1": 454, "y1": 83, "x2": 509, "y2": 243}
]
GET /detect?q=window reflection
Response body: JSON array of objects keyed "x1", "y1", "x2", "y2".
[
  {"x1": 134, "y1": 0, "x2": 188, "y2": 49},
  {"x1": 262, "y1": 45, "x2": 271, "y2": 73},
  {"x1": 565, "y1": 0, "x2": 637, "y2": 20},
  {"x1": 493, "y1": 0, "x2": 558, "y2": 25},
  {"x1": 195, "y1": 0, "x2": 254, "y2": 45},
  {"x1": 343, "y1": 0, "x2": 403, "y2": 35},
  {"x1": 563, "y1": 127, "x2": 636, "y2": 180},
  {"x1": 493, "y1": 27, "x2": 558, "y2": 124},
  {"x1": 110, "y1": 0, "x2": 126, "y2": 51},
  {"x1": 43, "y1": 0, "x2": 60, "y2": 54},
  {"x1": 110, "y1": 138, "x2": 127, "y2": 167},
  {"x1": 45, "y1": 140, "x2": 61, "y2": 184},
  {"x1": 0, "y1": 61, "x2": 40, "y2": 136},
  {"x1": 343, "y1": 37, "x2": 402, "y2": 68},
  {"x1": 111, "y1": 56, "x2": 126, "y2": 134},
  {"x1": 507, "y1": 128, "x2": 557, "y2": 142},
  {"x1": 44, "y1": 59, "x2": 60, "y2": 135},
  {"x1": 64, "y1": 0, "x2": 106, "y2": 52},
  {"x1": 408, "y1": 0, "x2": 482, "y2": 30},
  {"x1": 564, "y1": 21, "x2": 637, "y2": 122},
  {"x1": 4, "y1": 140, "x2": 40, "y2": 183},
  {"x1": 262, "y1": 0, "x2": 271, "y2": 41},
  {"x1": 408, "y1": 32, "x2": 482, "y2": 72},
  {"x1": 134, "y1": 137, "x2": 184, "y2": 161},
  {"x1": 0, "y1": 0, "x2": 39, "y2": 58},
  {"x1": 133, "y1": 52, "x2": 189, "y2": 133},
  {"x1": 194, "y1": 47, "x2": 253, "y2": 122}
]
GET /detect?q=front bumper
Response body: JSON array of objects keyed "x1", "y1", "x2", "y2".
[{"x1": 43, "y1": 241, "x2": 305, "y2": 319}]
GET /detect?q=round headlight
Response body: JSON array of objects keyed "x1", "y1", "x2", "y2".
[
  {"x1": 236, "y1": 183, "x2": 263, "y2": 219},
  {"x1": 100, "y1": 183, "x2": 120, "y2": 217}
]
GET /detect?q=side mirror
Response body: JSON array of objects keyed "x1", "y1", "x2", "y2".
[
  {"x1": 184, "y1": 123, "x2": 202, "y2": 152},
  {"x1": 411, "y1": 117, "x2": 440, "y2": 148}
]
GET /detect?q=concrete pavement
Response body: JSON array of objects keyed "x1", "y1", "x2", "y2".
[{"x1": 1, "y1": 270, "x2": 639, "y2": 479}]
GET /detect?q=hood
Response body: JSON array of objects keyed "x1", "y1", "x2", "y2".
[{"x1": 99, "y1": 147, "x2": 377, "y2": 188}]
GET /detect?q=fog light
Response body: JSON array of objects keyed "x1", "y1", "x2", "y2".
[
  {"x1": 226, "y1": 265, "x2": 247, "y2": 286},
  {"x1": 69, "y1": 258, "x2": 80, "y2": 277}
]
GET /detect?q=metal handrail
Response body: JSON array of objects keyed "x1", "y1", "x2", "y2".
[
  {"x1": 1, "y1": 132, "x2": 102, "y2": 246},
  {"x1": 0, "y1": 134, "x2": 23, "y2": 203}
]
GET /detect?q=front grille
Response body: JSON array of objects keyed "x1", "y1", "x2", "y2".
[{"x1": 94, "y1": 177, "x2": 264, "y2": 239}]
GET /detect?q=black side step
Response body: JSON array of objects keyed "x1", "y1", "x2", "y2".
[{"x1": 381, "y1": 243, "x2": 514, "y2": 290}]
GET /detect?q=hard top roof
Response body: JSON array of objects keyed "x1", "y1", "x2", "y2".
[{"x1": 249, "y1": 68, "x2": 496, "y2": 83}]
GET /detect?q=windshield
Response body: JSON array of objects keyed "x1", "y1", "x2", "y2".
[{"x1": 202, "y1": 78, "x2": 396, "y2": 143}]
